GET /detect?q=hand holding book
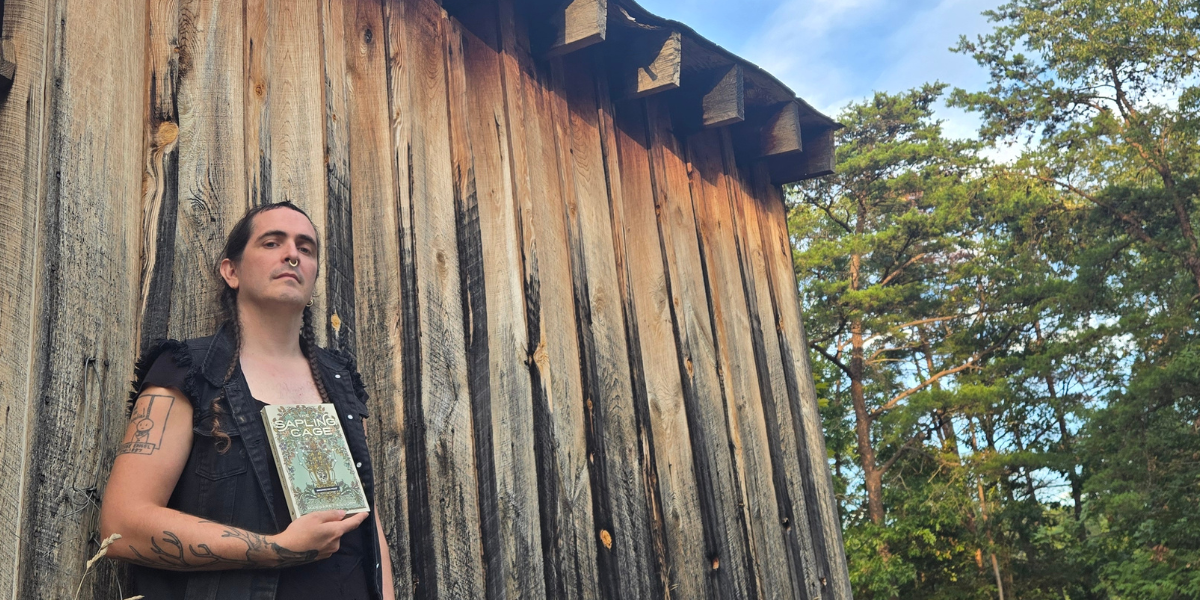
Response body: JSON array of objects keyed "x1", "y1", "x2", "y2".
[{"x1": 268, "y1": 509, "x2": 371, "y2": 561}]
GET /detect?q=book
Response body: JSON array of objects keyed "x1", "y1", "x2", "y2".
[{"x1": 261, "y1": 403, "x2": 370, "y2": 521}]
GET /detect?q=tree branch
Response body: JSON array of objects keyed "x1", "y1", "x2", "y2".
[
  {"x1": 879, "y1": 429, "x2": 928, "y2": 475},
  {"x1": 811, "y1": 343, "x2": 853, "y2": 378},
  {"x1": 1029, "y1": 173, "x2": 1179, "y2": 257},
  {"x1": 870, "y1": 328, "x2": 1016, "y2": 419},
  {"x1": 878, "y1": 252, "x2": 927, "y2": 288}
]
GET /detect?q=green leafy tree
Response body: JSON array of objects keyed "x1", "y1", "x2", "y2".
[
  {"x1": 952, "y1": 1, "x2": 1200, "y2": 596},
  {"x1": 791, "y1": 86, "x2": 1038, "y2": 597}
]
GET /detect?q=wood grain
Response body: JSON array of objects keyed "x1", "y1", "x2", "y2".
[
  {"x1": 385, "y1": 0, "x2": 486, "y2": 595},
  {"x1": 495, "y1": 0, "x2": 600, "y2": 595},
  {"x1": 544, "y1": 0, "x2": 606, "y2": 57},
  {"x1": 15, "y1": 0, "x2": 145, "y2": 597},
  {"x1": 686, "y1": 128, "x2": 796, "y2": 599},
  {"x1": 699, "y1": 64, "x2": 744, "y2": 129},
  {"x1": 555, "y1": 51, "x2": 658, "y2": 599},
  {"x1": 340, "y1": 0, "x2": 413, "y2": 597},
  {"x1": 0, "y1": 0, "x2": 52, "y2": 595},
  {"x1": 320, "y1": 0, "x2": 354, "y2": 355},
  {"x1": 644, "y1": 95, "x2": 758, "y2": 599},
  {"x1": 168, "y1": 0, "x2": 248, "y2": 340},
  {"x1": 447, "y1": 5, "x2": 547, "y2": 597},
  {"x1": 759, "y1": 102, "x2": 802, "y2": 158},
  {"x1": 0, "y1": 0, "x2": 852, "y2": 595},
  {"x1": 615, "y1": 29, "x2": 681, "y2": 100},
  {"x1": 607, "y1": 96, "x2": 708, "y2": 599},
  {"x1": 752, "y1": 164, "x2": 854, "y2": 599},
  {"x1": 726, "y1": 144, "x2": 822, "y2": 599},
  {"x1": 136, "y1": 0, "x2": 181, "y2": 349}
]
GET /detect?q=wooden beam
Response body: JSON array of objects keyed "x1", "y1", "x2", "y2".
[
  {"x1": 615, "y1": 29, "x2": 681, "y2": 99},
  {"x1": 760, "y1": 101, "x2": 803, "y2": 157},
  {"x1": 544, "y1": 0, "x2": 606, "y2": 57},
  {"x1": 767, "y1": 125, "x2": 835, "y2": 185},
  {"x1": 699, "y1": 63, "x2": 743, "y2": 128},
  {"x1": 731, "y1": 101, "x2": 803, "y2": 164},
  {"x1": 0, "y1": 40, "x2": 13, "y2": 95},
  {"x1": 0, "y1": 0, "x2": 11, "y2": 95},
  {"x1": 671, "y1": 63, "x2": 745, "y2": 132}
]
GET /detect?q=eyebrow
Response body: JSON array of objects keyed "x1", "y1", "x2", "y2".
[{"x1": 256, "y1": 230, "x2": 319, "y2": 250}]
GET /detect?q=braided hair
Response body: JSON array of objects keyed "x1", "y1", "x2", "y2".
[{"x1": 210, "y1": 201, "x2": 328, "y2": 451}]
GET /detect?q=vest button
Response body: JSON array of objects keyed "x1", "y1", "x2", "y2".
[
  {"x1": 348, "y1": 414, "x2": 354, "y2": 420},
  {"x1": 356, "y1": 462, "x2": 363, "y2": 468},
  {"x1": 335, "y1": 374, "x2": 342, "y2": 379}
]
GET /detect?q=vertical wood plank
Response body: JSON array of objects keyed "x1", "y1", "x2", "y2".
[
  {"x1": 243, "y1": 0, "x2": 329, "y2": 344},
  {"x1": 607, "y1": 96, "x2": 708, "y2": 599},
  {"x1": 0, "y1": 0, "x2": 51, "y2": 594},
  {"x1": 644, "y1": 95, "x2": 758, "y2": 599},
  {"x1": 319, "y1": 0, "x2": 354, "y2": 355},
  {"x1": 495, "y1": 0, "x2": 600, "y2": 595},
  {"x1": 686, "y1": 128, "x2": 797, "y2": 599},
  {"x1": 168, "y1": 0, "x2": 248, "y2": 340},
  {"x1": 341, "y1": 0, "x2": 413, "y2": 597},
  {"x1": 446, "y1": 6, "x2": 547, "y2": 597},
  {"x1": 243, "y1": 0, "x2": 269, "y2": 205},
  {"x1": 15, "y1": 0, "x2": 146, "y2": 596},
  {"x1": 385, "y1": 0, "x2": 485, "y2": 595},
  {"x1": 724, "y1": 139, "x2": 822, "y2": 599},
  {"x1": 752, "y1": 165, "x2": 853, "y2": 600},
  {"x1": 555, "y1": 51, "x2": 659, "y2": 599},
  {"x1": 137, "y1": 0, "x2": 181, "y2": 349}
]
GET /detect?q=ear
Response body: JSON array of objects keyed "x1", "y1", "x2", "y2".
[{"x1": 219, "y1": 258, "x2": 239, "y2": 290}]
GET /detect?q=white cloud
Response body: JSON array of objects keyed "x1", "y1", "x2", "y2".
[
  {"x1": 740, "y1": 0, "x2": 886, "y2": 114},
  {"x1": 738, "y1": 0, "x2": 1005, "y2": 147}
]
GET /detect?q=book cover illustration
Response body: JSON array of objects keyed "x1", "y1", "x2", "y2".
[{"x1": 261, "y1": 403, "x2": 369, "y2": 521}]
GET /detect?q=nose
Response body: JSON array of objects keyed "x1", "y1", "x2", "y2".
[{"x1": 283, "y1": 241, "x2": 302, "y2": 265}]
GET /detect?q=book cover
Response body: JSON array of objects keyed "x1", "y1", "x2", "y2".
[{"x1": 261, "y1": 403, "x2": 370, "y2": 521}]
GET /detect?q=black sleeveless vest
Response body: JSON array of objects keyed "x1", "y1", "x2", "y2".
[{"x1": 125, "y1": 324, "x2": 383, "y2": 600}]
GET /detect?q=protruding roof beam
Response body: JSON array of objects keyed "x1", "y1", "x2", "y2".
[
  {"x1": 767, "y1": 125, "x2": 835, "y2": 184},
  {"x1": 612, "y1": 29, "x2": 681, "y2": 99},
  {"x1": 733, "y1": 101, "x2": 802, "y2": 159},
  {"x1": 699, "y1": 64, "x2": 744, "y2": 128},
  {"x1": 0, "y1": 42, "x2": 14, "y2": 96},
  {"x1": 544, "y1": 0, "x2": 607, "y2": 57},
  {"x1": 0, "y1": 9, "x2": 14, "y2": 95}
]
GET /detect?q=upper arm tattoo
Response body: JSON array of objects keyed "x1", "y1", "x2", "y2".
[{"x1": 118, "y1": 394, "x2": 177, "y2": 456}]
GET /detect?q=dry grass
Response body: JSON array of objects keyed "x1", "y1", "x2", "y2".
[{"x1": 74, "y1": 533, "x2": 142, "y2": 600}]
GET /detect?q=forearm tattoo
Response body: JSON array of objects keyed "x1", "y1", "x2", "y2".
[
  {"x1": 126, "y1": 522, "x2": 318, "y2": 570},
  {"x1": 118, "y1": 394, "x2": 176, "y2": 456}
]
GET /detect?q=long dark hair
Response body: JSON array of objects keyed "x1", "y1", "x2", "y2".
[{"x1": 209, "y1": 201, "x2": 330, "y2": 450}]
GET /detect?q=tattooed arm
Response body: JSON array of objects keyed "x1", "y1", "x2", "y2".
[{"x1": 99, "y1": 386, "x2": 369, "y2": 571}]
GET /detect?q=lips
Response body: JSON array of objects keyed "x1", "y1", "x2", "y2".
[{"x1": 275, "y1": 272, "x2": 300, "y2": 282}]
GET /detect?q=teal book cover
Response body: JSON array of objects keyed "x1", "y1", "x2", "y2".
[{"x1": 261, "y1": 403, "x2": 370, "y2": 521}]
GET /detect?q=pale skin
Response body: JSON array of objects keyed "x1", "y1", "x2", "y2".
[{"x1": 100, "y1": 208, "x2": 396, "y2": 599}]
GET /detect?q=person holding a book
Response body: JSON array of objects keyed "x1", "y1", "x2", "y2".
[{"x1": 99, "y1": 202, "x2": 395, "y2": 600}]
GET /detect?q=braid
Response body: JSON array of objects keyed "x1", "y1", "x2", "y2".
[
  {"x1": 209, "y1": 286, "x2": 242, "y2": 453},
  {"x1": 209, "y1": 201, "x2": 325, "y2": 452},
  {"x1": 301, "y1": 305, "x2": 331, "y2": 404}
]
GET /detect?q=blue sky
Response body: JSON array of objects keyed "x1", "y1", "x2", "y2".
[{"x1": 636, "y1": 0, "x2": 1005, "y2": 140}]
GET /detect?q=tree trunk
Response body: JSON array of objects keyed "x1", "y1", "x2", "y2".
[{"x1": 846, "y1": 227, "x2": 884, "y2": 525}]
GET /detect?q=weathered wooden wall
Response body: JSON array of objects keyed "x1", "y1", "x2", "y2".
[{"x1": 0, "y1": 0, "x2": 851, "y2": 598}]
